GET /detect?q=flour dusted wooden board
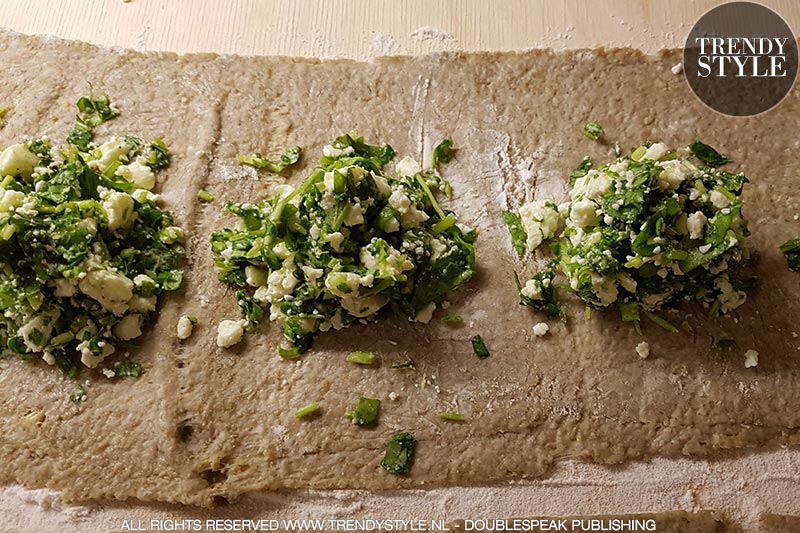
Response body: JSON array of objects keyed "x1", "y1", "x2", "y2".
[{"x1": 1, "y1": 30, "x2": 799, "y2": 510}]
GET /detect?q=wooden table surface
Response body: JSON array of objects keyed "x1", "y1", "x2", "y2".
[{"x1": 1, "y1": 0, "x2": 797, "y2": 58}]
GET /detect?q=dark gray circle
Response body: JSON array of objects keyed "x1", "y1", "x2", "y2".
[{"x1": 684, "y1": 2, "x2": 798, "y2": 117}]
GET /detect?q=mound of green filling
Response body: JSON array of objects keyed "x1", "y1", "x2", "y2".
[
  {"x1": 505, "y1": 140, "x2": 754, "y2": 330},
  {"x1": 0, "y1": 95, "x2": 184, "y2": 377},
  {"x1": 210, "y1": 133, "x2": 476, "y2": 357}
]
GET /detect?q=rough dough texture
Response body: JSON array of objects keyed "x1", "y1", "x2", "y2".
[{"x1": 0, "y1": 30, "x2": 799, "y2": 507}]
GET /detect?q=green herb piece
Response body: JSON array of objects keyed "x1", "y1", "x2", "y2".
[
  {"x1": 294, "y1": 402, "x2": 320, "y2": 419},
  {"x1": 471, "y1": 335, "x2": 490, "y2": 358},
  {"x1": 438, "y1": 412, "x2": 465, "y2": 422},
  {"x1": 432, "y1": 138, "x2": 454, "y2": 169},
  {"x1": 0, "y1": 96, "x2": 184, "y2": 377},
  {"x1": 380, "y1": 432, "x2": 415, "y2": 475},
  {"x1": 504, "y1": 132, "x2": 752, "y2": 332},
  {"x1": 113, "y1": 360, "x2": 143, "y2": 378},
  {"x1": 347, "y1": 396, "x2": 381, "y2": 426},
  {"x1": 582, "y1": 122, "x2": 602, "y2": 141},
  {"x1": 197, "y1": 190, "x2": 214, "y2": 203},
  {"x1": 502, "y1": 211, "x2": 528, "y2": 256},
  {"x1": 391, "y1": 360, "x2": 416, "y2": 370},
  {"x1": 211, "y1": 133, "x2": 475, "y2": 356},
  {"x1": 780, "y1": 238, "x2": 800, "y2": 272},
  {"x1": 569, "y1": 157, "x2": 592, "y2": 187},
  {"x1": 689, "y1": 140, "x2": 730, "y2": 168},
  {"x1": 441, "y1": 314, "x2": 463, "y2": 323},
  {"x1": 67, "y1": 93, "x2": 118, "y2": 149},
  {"x1": 146, "y1": 139, "x2": 170, "y2": 169},
  {"x1": 238, "y1": 145, "x2": 302, "y2": 173},
  {"x1": 70, "y1": 385, "x2": 86, "y2": 404},
  {"x1": 347, "y1": 351, "x2": 378, "y2": 365},
  {"x1": 0, "y1": 107, "x2": 7, "y2": 129},
  {"x1": 713, "y1": 338, "x2": 738, "y2": 351}
]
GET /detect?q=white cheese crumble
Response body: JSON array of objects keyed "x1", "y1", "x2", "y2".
[
  {"x1": 518, "y1": 199, "x2": 561, "y2": 251},
  {"x1": 744, "y1": 349, "x2": 759, "y2": 368},
  {"x1": 0, "y1": 143, "x2": 39, "y2": 178},
  {"x1": 176, "y1": 315, "x2": 194, "y2": 340},
  {"x1": 216, "y1": 319, "x2": 247, "y2": 348},
  {"x1": 532, "y1": 322, "x2": 549, "y2": 337},
  {"x1": 636, "y1": 341, "x2": 650, "y2": 359}
]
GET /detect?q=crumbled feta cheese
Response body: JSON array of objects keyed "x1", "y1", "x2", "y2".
[
  {"x1": 709, "y1": 190, "x2": 731, "y2": 209},
  {"x1": 521, "y1": 278, "x2": 544, "y2": 300},
  {"x1": 93, "y1": 137, "x2": 129, "y2": 171},
  {"x1": 216, "y1": 319, "x2": 246, "y2": 348},
  {"x1": 636, "y1": 341, "x2": 650, "y2": 359},
  {"x1": 715, "y1": 276, "x2": 747, "y2": 313},
  {"x1": 568, "y1": 198, "x2": 600, "y2": 228},
  {"x1": 656, "y1": 160, "x2": 686, "y2": 190},
  {"x1": 78, "y1": 269, "x2": 134, "y2": 315},
  {"x1": 0, "y1": 143, "x2": 39, "y2": 178},
  {"x1": 571, "y1": 170, "x2": 612, "y2": 200},
  {"x1": 395, "y1": 156, "x2": 421, "y2": 177},
  {"x1": 744, "y1": 349, "x2": 759, "y2": 368},
  {"x1": 322, "y1": 144, "x2": 354, "y2": 158},
  {"x1": 686, "y1": 211, "x2": 708, "y2": 239},
  {"x1": 518, "y1": 199, "x2": 562, "y2": 250},
  {"x1": 116, "y1": 161, "x2": 155, "y2": 190},
  {"x1": 77, "y1": 339, "x2": 115, "y2": 368},
  {"x1": 0, "y1": 188, "x2": 26, "y2": 213},
  {"x1": 671, "y1": 63, "x2": 683, "y2": 75},
  {"x1": 532, "y1": 322, "x2": 549, "y2": 336},
  {"x1": 245, "y1": 265, "x2": 268, "y2": 287},
  {"x1": 177, "y1": 315, "x2": 194, "y2": 340},
  {"x1": 642, "y1": 143, "x2": 669, "y2": 161},
  {"x1": 591, "y1": 274, "x2": 618, "y2": 306},
  {"x1": 113, "y1": 313, "x2": 143, "y2": 341},
  {"x1": 344, "y1": 202, "x2": 365, "y2": 226},
  {"x1": 326, "y1": 231, "x2": 345, "y2": 251},
  {"x1": 102, "y1": 190, "x2": 136, "y2": 231}
]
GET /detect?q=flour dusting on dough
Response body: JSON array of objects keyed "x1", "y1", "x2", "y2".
[{"x1": 410, "y1": 26, "x2": 454, "y2": 43}]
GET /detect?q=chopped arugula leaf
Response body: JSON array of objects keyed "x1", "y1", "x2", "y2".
[
  {"x1": 197, "y1": 190, "x2": 214, "y2": 203},
  {"x1": 70, "y1": 385, "x2": 86, "y2": 404},
  {"x1": 471, "y1": 334, "x2": 490, "y2": 358},
  {"x1": 67, "y1": 93, "x2": 118, "y2": 150},
  {"x1": 569, "y1": 157, "x2": 592, "y2": 187},
  {"x1": 582, "y1": 122, "x2": 602, "y2": 141},
  {"x1": 779, "y1": 238, "x2": 800, "y2": 272},
  {"x1": 294, "y1": 402, "x2": 320, "y2": 419},
  {"x1": 346, "y1": 351, "x2": 378, "y2": 365},
  {"x1": 391, "y1": 360, "x2": 415, "y2": 370},
  {"x1": 689, "y1": 140, "x2": 730, "y2": 168},
  {"x1": 238, "y1": 145, "x2": 302, "y2": 174},
  {"x1": 113, "y1": 360, "x2": 143, "y2": 378},
  {"x1": 502, "y1": 211, "x2": 528, "y2": 256},
  {"x1": 438, "y1": 412, "x2": 466, "y2": 422},
  {"x1": 432, "y1": 138, "x2": 454, "y2": 169},
  {"x1": 211, "y1": 134, "x2": 475, "y2": 355},
  {"x1": 347, "y1": 396, "x2": 381, "y2": 426},
  {"x1": 380, "y1": 432, "x2": 415, "y2": 475}
]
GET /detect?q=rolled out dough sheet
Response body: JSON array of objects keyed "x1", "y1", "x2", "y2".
[{"x1": 1, "y1": 29, "x2": 799, "y2": 530}]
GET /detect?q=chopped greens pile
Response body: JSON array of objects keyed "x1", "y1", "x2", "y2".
[
  {"x1": 505, "y1": 139, "x2": 754, "y2": 330},
  {"x1": 210, "y1": 133, "x2": 476, "y2": 357},
  {"x1": 0, "y1": 95, "x2": 183, "y2": 376}
]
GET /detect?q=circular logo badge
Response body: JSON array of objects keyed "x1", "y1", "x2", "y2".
[{"x1": 684, "y1": 2, "x2": 798, "y2": 117}]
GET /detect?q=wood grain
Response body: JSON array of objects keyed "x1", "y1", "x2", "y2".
[{"x1": 0, "y1": 0, "x2": 797, "y2": 58}]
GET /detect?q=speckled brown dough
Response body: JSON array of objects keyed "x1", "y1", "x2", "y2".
[{"x1": 0, "y1": 31, "x2": 799, "y2": 507}]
